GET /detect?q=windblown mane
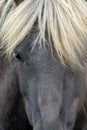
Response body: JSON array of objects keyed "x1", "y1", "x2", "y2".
[{"x1": 0, "y1": 0, "x2": 87, "y2": 70}]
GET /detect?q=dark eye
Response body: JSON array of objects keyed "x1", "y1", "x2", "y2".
[{"x1": 13, "y1": 52, "x2": 24, "y2": 62}]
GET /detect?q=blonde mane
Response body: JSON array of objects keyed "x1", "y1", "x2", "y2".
[{"x1": 0, "y1": 0, "x2": 87, "y2": 70}]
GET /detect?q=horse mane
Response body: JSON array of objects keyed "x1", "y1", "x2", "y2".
[{"x1": 0, "y1": 0, "x2": 87, "y2": 70}]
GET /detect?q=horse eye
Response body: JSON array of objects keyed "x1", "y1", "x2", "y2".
[{"x1": 13, "y1": 52, "x2": 24, "y2": 62}]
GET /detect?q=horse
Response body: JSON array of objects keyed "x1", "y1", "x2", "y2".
[
  {"x1": 0, "y1": 55, "x2": 32, "y2": 130},
  {"x1": 0, "y1": 1, "x2": 32, "y2": 130},
  {"x1": 0, "y1": 0, "x2": 87, "y2": 130}
]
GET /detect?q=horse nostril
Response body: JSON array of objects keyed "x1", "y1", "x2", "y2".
[
  {"x1": 67, "y1": 122, "x2": 73, "y2": 129},
  {"x1": 13, "y1": 52, "x2": 24, "y2": 62}
]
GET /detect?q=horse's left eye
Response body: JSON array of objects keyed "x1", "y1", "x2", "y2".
[{"x1": 13, "y1": 52, "x2": 24, "y2": 62}]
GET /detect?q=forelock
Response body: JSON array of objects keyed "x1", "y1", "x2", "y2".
[{"x1": 0, "y1": 0, "x2": 87, "y2": 70}]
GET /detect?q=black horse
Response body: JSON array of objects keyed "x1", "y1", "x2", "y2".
[
  {"x1": 0, "y1": 0, "x2": 32, "y2": 129},
  {"x1": 0, "y1": 43, "x2": 87, "y2": 130},
  {"x1": 0, "y1": 0, "x2": 87, "y2": 130},
  {"x1": 12, "y1": 25, "x2": 87, "y2": 130},
  {"x1": 0, "y1": 53, "x2": 33, "y2": 130}
]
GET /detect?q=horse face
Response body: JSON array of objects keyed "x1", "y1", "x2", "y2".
[{"x1": 13, "y1": 26, "x2": 81, "y2": 130}]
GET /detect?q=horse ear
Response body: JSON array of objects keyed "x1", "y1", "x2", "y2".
[{"x1": 14, "y1": 0, "x2": 24, "y2": 5}]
